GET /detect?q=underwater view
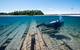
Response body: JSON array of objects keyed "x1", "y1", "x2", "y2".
[{"x1": 0, "y1": 16, "x2": 80, "y2": 50}]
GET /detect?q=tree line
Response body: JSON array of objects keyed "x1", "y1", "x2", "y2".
[{"x1": 0, "y1": 10, "x2": 44, "y2": 15}]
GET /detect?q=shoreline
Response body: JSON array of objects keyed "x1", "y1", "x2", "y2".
[{"x1": 0, "y1": 14, "x2": 80, "y2": 17}]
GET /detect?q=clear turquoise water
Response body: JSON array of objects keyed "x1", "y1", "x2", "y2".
[{"x1": 0, "y1": 16, "x2": 80, "y2": 38}]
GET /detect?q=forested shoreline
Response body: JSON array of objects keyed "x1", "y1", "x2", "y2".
[{"x1": 0, "y1": 10, "x2": 44, "y2": 15}]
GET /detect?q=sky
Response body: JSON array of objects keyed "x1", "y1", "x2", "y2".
[{"x1": 0, "y1": 0, "x2": 80, "y2": 14}]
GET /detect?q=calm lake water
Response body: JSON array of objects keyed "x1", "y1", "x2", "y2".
[
  {"x1": 0, "y1": 16, "x2": 80, "y2": 40},
  {"x1": 0, "y1": 16, "x2": 80, "y2": 50}
]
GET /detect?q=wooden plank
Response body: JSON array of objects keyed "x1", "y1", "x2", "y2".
[
  {"x1": 5, "y1": 24, "x2": 27, "y2": 50},
  {"x1": 0, "y1": 23, "x2": 20, "y2": 47},
  {"x1": 39, "y1": 27, "x2": 72, "y2": 50},
  {"x1": 0, "y1": 24, "x2": 24, "y2": 50},
  {"x1": 21, "y1": 22, "x2": 34, "y2": 50},
  {"x1": 0, "y1": 22, "x2": 21, "y2": 36},
  {"x1": 0, "y1": 22, "x2": 21, "y2": 40},
  {"x1": 36, "y1": 27, "x2": 48, "y2": 50},
  {"x1": 21, "y1": 21, "x2": 48, "y2": 50},
  {"x1": 42, "y1": 34, "x2": 58, "y2": 50}
]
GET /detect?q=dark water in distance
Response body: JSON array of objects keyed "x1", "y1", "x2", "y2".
[{"x1": 0, "y1": 16, "x2": 80, "y2": 38}]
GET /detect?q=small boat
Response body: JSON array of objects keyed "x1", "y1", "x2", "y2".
[{"x1": 36, "y1": 16, "x2": 64, "y2": 30}]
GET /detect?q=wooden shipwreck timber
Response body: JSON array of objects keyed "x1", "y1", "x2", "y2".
[{"x1": 0, "y1": 20, "x2": 75, "y2": 50}]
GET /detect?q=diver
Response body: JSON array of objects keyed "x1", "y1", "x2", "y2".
[{"x1": 36, "y1": 16, "x2": 64, "y2": 30}]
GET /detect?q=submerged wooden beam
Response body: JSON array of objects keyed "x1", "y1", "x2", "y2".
[
  {"x1": 0, "y1": 22, "x2": 21, "y2": 47},
  {"x1": 5, "y1": 24, "x2": 27, "y2": 50},
  {"x1": 21, "y1": 21, "x2": 48, "y2": 50},
  {"x1": 0, "y1": 20, "x2": 72, "y2": 50}
]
